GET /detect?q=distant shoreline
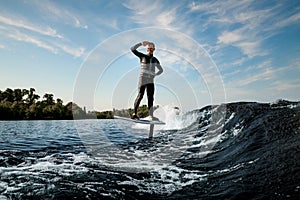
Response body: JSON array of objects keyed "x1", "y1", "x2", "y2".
[
  {"x1": 0, "y1": 87, "x2": 152, "y2": 120},
  {"x1": 0, "y1": 87, "x2": 113, "y2": 120},
  {"x1": 2, "y1": 87, "x2": 298, "y2": 121}
]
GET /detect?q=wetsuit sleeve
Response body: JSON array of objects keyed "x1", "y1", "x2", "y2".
[
  {"x1": 130, "y1": 43, "x2": 144, "y2": 58},
  {"x1": 155, "y1": 60, "x2": 163, "y2": 76}
]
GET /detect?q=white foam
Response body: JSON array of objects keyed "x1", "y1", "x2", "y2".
[
  {"x1": 287, "y1": 104, "x2": 299, "y2": 109},
  {"x1": 0, "y1": 195, "x2": 8, "y2": 200},
  {"x1": 132, "y1": 105, "x2": 198, "y2": 131},
  {"x1": 119, "y1": 164, "x2": 207, "y2": 195}
]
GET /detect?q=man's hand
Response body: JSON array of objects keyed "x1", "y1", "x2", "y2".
[{"x1": 141, "y1": 41, "x2": 150, "y2": 46}]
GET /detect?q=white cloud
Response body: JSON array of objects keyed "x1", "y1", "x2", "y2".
[
  {"x1": 189, "y1": 1, "x2": 210, "y2": 12},
  {"x1": 156, "y1": 10, "x2": 176, "y2": 27},
  {"x1": 53, "y1": 42, "x2": 85, "y2": 58},
  {"x1": 31, "y1": 0, "x2": 88, "y2": 30},
  {"x1": 189, "y1": 0, "x2": 253, "y2": 23},
  {"x1": 231, "y1": 57, "x2": 248, "y2": 66},
  {"x1": 217, "y1": 28, "x2": 268, "y2": 58},
  {"x1": 226, "y1": 58, "x2": 299, "y2": 88},
  {"x1": 240, "y1": 68, "x2": 273, "y2": 86},
  {"x1": 32, "y1": 0, "x2": 123, "y2": 32},
  {"x1": 0, "y1": 15, "x2": 63, "y2": 39},
  {"x1": 275, "y1": 12, "x2": 300, "y2": 28},
  {"x1": 73, "y1": 17, "x2": 88, "y2": 29},
  {"x1": 188, "y1": 0, "x2": 290, "y2": 59},
  {"x1": 0, "y1": 9, "x2": 86, "y2": 58},
  {"x1": 271, "y1": 80, "x2": 300, "y2": 91},
  {"x1": 218, "y1": 31, "x2": 243, "y2": 44},
  {"x1": 1, "y1": 24, "x2": 85, "y2": 57},
  {"x1": 238, "y1": 41, "x2": 265, "y2": 58},
  {"x1": 7, "y1": 31, "x2": 58, "y2": 54},
  {"x1": 123, "y1": 0, "x2": 191, "y2": 34},
  {"x1": 225, "y1": 68, "x2": 300, "y2": 103},
  {"x1": 267, "y1": 60, "x2": 300, "y2": 95}
]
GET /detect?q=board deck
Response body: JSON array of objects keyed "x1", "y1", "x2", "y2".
[{"x1": 114, "y1": 115, "x2": 166, "y2": 125}]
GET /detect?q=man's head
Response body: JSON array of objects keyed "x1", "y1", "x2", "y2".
[{"x1": 147, "y1": 42, "x2": 155, "y2": 55}]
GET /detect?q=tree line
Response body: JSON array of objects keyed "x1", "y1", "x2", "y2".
[
  {"x1": 0, "y1": 88, "x2": 113, "y2": 120},
  {"x1": 113, "y1": 105, "x2": 159, "y2": 119},
  {"x1": 0, "y1": 88, "x2": 153, "y2": 120}
]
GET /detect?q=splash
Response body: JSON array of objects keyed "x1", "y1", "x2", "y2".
[{"x1": 132, "y1": 105, "x2": 198, "y2": 130}]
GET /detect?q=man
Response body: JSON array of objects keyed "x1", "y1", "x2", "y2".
[{"x1": 130, "y1": 41, "x2": 163, "y2": 120}]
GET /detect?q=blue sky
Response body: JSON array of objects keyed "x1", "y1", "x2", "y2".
[{"x1": 0, "y1": 0, "x2": 299, "y2": 111}]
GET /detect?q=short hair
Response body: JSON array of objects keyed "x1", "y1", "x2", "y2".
[{"x1": 148, "y1": 42, "x2": 155, "y2": 48}]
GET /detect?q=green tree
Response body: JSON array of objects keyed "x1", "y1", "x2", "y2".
[
  {"x1": 65, "y1": 102, "x2": 74, "y2": 119},
  {"x1": 0, "y1": 87, "x2": 126, "y2": 120},
  {"x1": 13, "y1": 89, "x2": 23, "y2": 103},
  {"x1": 42, "y1": 105, "x2": 53, "y2": 119},
  {"x1": 137, "y1": 105, "x2": 148, "y2": 118},
  {"x1": 0, "y1": 101, "x2": 13, "y2": 119},
  {"x1": 96, "y1": 111, "x2": 113, "y2": 119},
  {"x1": 24, "y1": 88, "x2": 40, "y2": 105},
  {"x1": 2, "y1": 88, "x2": 14, "y2": 102},
  {"x1": 43, "y1": 93, "x2": 54, "y2": 105},
  {"x1": 27, "y1": 103, "x2": 42, "y2": 119},
  {"x1": 11, "y1": 101, "x2": 27, "y2": 119},
  {"x1": 56, "y1": 98, "x2": 63, "y2": 105}
]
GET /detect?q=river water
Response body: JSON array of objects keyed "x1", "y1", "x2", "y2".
[{"x1": 0, "y1": 101, "x2": 299, "y2": 199}]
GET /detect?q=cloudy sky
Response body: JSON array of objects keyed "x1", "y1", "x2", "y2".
[{"x1": 0, "y1": 0, "x2": 299, "y2": 111}]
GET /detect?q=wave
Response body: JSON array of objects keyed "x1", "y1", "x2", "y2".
[
  {"x1": 0, "y1": 100, "x2": 299, "y2": 199},
  {"x1": 168, "y1": 100, "x2": 300, "y2": 199}
]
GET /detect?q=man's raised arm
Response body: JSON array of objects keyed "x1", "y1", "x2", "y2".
[{"x1": 130, "y1": 41, "x2": 149, "y2": 57}]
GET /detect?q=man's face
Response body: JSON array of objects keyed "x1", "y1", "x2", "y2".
[{"x1": 147, "y1": 44, "x2": 155, "y2": 55}]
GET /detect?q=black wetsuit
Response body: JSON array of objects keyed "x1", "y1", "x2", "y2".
[{"x1": 131, "y1": 43, "x2": 163, "y2": 116}]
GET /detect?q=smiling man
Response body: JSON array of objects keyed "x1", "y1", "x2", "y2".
[{"x1": 130, "y1": 41, "x2": 163, "y2": 120}]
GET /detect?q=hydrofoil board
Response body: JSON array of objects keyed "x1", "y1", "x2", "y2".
[{"x1": 114, "y1": 116, "x2": 165, "y2": 125}]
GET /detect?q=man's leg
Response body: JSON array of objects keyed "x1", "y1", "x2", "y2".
[
  {"x1": 146, "y1": 83, "x2": 155, "y2": 117},
  {"x1": 133, "y1": 85, "x2": 146, "y2": 117}
]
